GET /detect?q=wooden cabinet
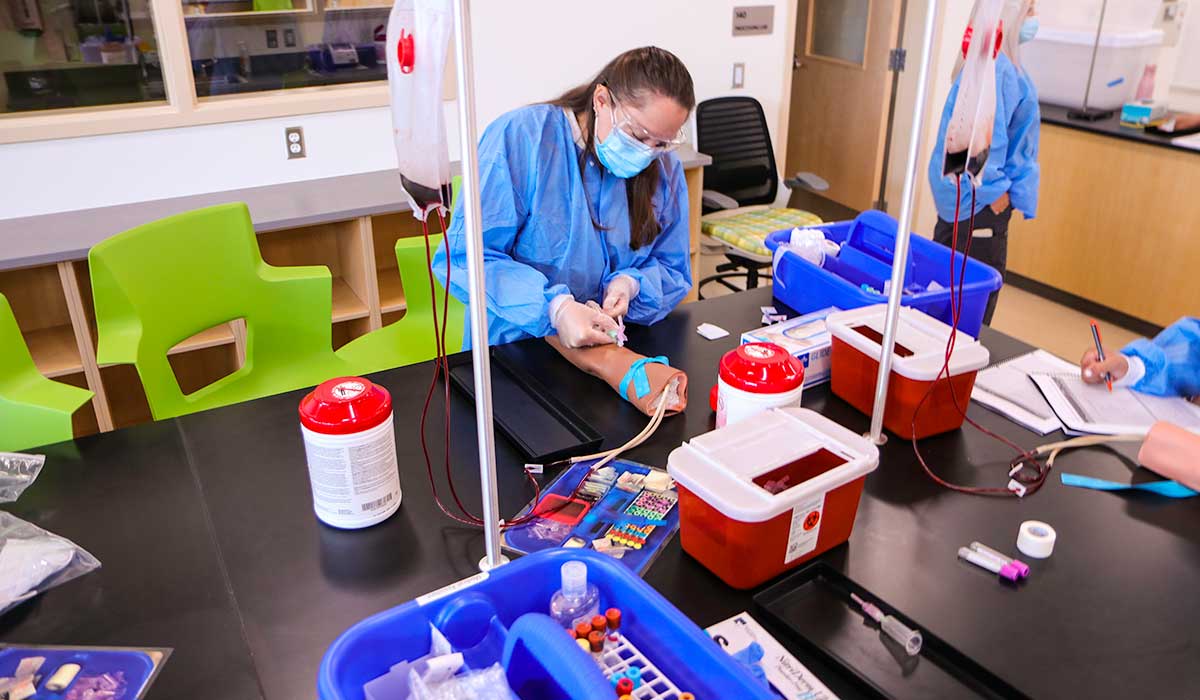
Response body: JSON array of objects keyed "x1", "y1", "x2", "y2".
[{"x1": 1008, "y1": 125, "x2": 1200, "y2": 327}]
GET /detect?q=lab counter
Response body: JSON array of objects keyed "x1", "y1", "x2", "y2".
[
  {"x1": 192, "y1": 65, "x2": 390, "y2": 98},
  {"x1": 1039, "y1": 102, "x2": 1200, "y2": 155},
  {"x1": 0, "y1": 146, "x2": 712, "y2": 272},
  {"x1": 4, "y1": 287, "x2": 1197, "y2": 699},
  {"x1": 1007, "y1": 105, "x2": 1200, "y2": 329}
]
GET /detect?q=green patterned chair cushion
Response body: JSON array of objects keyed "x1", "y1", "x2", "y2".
[{"x1": 701, "y1": 208, "x2": 823, "y2": 258}]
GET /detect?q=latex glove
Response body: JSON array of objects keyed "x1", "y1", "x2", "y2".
[
  {"x1": 550, "y1": 297, "x2": 618, "y2": 349},
  {"x1": 602, "y1": 275, "x2": 639, "y2": 321},
  {"x1": 1080, "y1": 349, "x2": 1129, "y2": 385}
]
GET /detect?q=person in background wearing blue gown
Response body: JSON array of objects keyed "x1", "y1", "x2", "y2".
[
  {"x1": 434, "y1": 47, "x2": 695, "y2": 349},
  {"x1": 928, "y1": 0, "x2": 1040, "y2": 325},
  {"x1": 1081, "y1": 318, "x2": 1200, "y2": 399}
]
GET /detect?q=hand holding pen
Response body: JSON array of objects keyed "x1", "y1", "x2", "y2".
[{"x1": 1081, "y1": 320, "x2": 1129, "y2": 391}]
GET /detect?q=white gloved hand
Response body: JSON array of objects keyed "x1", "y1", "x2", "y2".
[
  {"x1": 550, "y1": 295, "x2": 618, "y2": 348},
  {"x1": 602, "y1": 275, "x2": 639, "y2": 321}
]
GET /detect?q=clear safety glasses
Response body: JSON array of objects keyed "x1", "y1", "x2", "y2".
[{"x1": 611, "y1": 100, "x2": 687, "y2": 153}]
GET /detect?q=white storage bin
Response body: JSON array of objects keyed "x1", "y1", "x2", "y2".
[{"x1": 1023, "y1": 27, "x2": 1164, "y2": 111}]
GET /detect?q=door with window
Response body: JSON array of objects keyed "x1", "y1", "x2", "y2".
[{"x1": 787, "y1": 0, "x2": 903, "y2": 212}]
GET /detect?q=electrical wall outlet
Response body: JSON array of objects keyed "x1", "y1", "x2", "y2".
[
  {"x1": 266, "y1": 29, "x2": 278, "y2": 49},
  {"x1": 732, "y1": 62, "x2": 745, "y2": 89},
  {"x1": 285, "y1": 126, "x2": 305, "y2": 159},
  {"x1": 284, "y1": 28, "x2": 296, "y2": 47}
]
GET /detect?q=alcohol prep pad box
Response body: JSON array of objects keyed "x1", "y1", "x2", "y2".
[
  {"x1": 826, "y1": 304, "x2": 989, "y2": 439},
  {"x1": 668, "y1": 408, "x2": 878, "y2": 589},
  {"x1": 741, "y1": 307, "x2": 838, "y2": 388}
]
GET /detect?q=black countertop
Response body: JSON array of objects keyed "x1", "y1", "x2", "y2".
[
  {"x1": 3, "y1": 287, "x2": 1198, "y2": 699},
  {"x1": 1040, "y1": 102, "x2": 1199, "y2": 154}
]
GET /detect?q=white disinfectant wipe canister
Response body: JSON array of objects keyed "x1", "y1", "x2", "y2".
[
  {"x1": 712, "y1": 342, "x2": 806, "y2": 428},
  {"x1": 299, "y1": 377, "x2": 401, "y2": 529}
]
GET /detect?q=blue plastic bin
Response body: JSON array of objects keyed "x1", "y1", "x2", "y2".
[
  {"x1": 318, "y1": 549, "x2": 771, "y2": 700},
  {"x1": 765, "y1": 210, "x2": 1003, "y2": 337}
]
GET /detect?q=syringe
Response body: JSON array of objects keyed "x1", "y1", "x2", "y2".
[{"x1": 850, "y1": 592, "x2": 923, "y2": 656}]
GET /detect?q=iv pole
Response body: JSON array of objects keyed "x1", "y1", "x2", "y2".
[
  {"x1": 450, "y1": 0, "x2": 507, "y2": 571},
  {"x1": 868, "y1": 0, "x2": 940, "y2": 444}
]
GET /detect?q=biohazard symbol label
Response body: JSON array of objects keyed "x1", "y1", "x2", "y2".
[{"x1": 803, "y1": 510, "x2": 821, "y2": 531}]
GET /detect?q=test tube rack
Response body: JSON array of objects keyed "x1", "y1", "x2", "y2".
[{"x1": 598, "y1": 635, "x2": 685, "y2": 700}]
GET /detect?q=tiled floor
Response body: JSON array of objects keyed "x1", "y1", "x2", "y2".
[{"x1": 695, "y1": 251, "x2": 1145, "y2": 360}]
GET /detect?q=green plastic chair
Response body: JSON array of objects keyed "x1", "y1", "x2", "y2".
[
  {"x1": 338, "y1": 178, "x2": 464, "y2": 374},
  {"x1": 0, "y1": 294, "x2": 93, "y2": 451},
  {"x1": 337, "y1": 232, "x2": 466, "y2": 375},
  {"x1": 90, "y1": 203, "x2": 350, "y2": 420}
]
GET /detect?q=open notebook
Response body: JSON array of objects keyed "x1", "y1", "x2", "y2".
[
  {"x1": 1030, "y1": 372, "x2": 1200, "y2": 436},
  {"x1": 971, "y1": 350, "x2": 1079, "y2": 434}
]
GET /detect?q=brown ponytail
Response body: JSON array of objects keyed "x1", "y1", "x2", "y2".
[{"x1": 550, "y1": 46, "x2": 695, "y2": 250}]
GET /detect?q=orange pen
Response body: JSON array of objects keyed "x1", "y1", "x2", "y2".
[{"x1": 1089, "y1": 320, "x2": 1113, "y2": 392}]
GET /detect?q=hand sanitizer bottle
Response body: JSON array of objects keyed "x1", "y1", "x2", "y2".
[{"x1": 549, "y1": 561, "x2": 599, "y2": 629}]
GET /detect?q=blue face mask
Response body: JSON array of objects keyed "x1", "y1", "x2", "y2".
[
  {"x1": 595, "y1": 106, "x2": 657, "y2": 178},
  {"x1": 1019, "y1": 17, "x2": 1039, "y2": 43}
]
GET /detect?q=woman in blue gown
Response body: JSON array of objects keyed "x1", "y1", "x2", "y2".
[{"x1": 434, "y1": 46, "x2": 696, "y2": 349}]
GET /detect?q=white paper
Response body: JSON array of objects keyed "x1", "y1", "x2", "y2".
[
  {"x1": 1171, "y1": 132, "x2": 1200, "y2": 151},
  {"x1": 1030, "y1": 372, "x2": 1200, "y2": 435},
  {"x1": 972, "y1": 350, "x2": 1078, "y2": 434},
  {"x1": 707, "y1": 612, "x2": 839, "y2": 700},
  {"x1": 697, "y1": 323, "x2": 730, "y2": 340}
]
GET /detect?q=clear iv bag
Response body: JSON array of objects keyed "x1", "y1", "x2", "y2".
[
  {"x1": 387, "y1": 0, "x2": 453, "y2": 221},
  {"x1": 943, "y1": 0, "x2": 1004, "y2": 185}
]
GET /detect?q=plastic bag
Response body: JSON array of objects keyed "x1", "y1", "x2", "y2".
[
  {"x1": 409, "y1": 663, "x2": 515, "y2": 700},
  {"x1": 0, "y1": 452, "x2": 46, "y2": 503},
  {"x1": 387, "y1": 0, "x2": 454, "y2": 220},
  {"x1": 942, "y1": 0, "x2": 1003, "y2": 184},
  {"x1": 0, "y1": 511, "x2": 101, "y2": 616}
]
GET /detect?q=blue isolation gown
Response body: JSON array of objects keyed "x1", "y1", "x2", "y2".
[
  {"x1": 1121, "y1": 317, "x2": 1200, "y2": 398},
  {"x1": 433, "y1": 104, "x2": 692, "y2": 349},
  {"x1": 928, "y1": 53, "x2": 1041, "y2": 220}
]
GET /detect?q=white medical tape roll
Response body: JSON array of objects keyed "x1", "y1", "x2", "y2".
[{"x1": 1016, "y1": 520, "x2": 1056, "y2": 559}]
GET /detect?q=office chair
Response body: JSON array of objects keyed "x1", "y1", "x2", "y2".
[{"x1": 696, "y1": 96, "x2": 828, "y2": 299}]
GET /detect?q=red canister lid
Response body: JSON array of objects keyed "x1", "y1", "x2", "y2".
[
  {"x1": 299, "y1": 377, "x2": 392, "y2": 434},
  {"x1": 718, "y1": 343, "x2": 805, "y2": 394}
]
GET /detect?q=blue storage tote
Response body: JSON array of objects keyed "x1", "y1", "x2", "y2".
[
  {"x1": 765, "y1": 210, "x2": 1003, "y2": 337},
  {"x1": 318, "y1": 548, "x2": 772, "y2": 700}
]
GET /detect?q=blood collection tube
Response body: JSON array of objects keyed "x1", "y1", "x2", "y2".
[
  {"x1": 958, "y1": 546, "x2": 1021, "y2": 582},
  {"x1": 591, "y1": 614, "x2": 607, "y2": 634},
  {"x1": 588, "y1": 630, "x2": 605, "y2": 654},
  {"x1": 616, "y1": 677, "x2": 634, "y2": 695},
  {"x1": 605, "y1": 607, "x2": 622, "y2": 649},
  {"x1": 626, "y1": 666, "x2": 642, "y2": 688},
  {"x1": 574, "y1": 621, "x2": 592, "y2": 639}
]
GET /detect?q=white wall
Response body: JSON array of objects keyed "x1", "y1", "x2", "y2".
[
  {"x1": 0, "y1": 0, "x2": 794, "y2": 220},
  {"x1": 1039, "y1": 0, "x2": 1162, "y2": 32}
]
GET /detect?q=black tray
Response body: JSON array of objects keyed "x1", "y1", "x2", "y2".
[
  {"x1": 448, "y1": 345, "x2": 603, "y2": 464},
  {"x1": 753, "y1": 561, "x2": 1028, "y2": 700}
]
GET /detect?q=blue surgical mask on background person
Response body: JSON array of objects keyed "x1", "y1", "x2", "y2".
[
  {"x1": 1019, "y1": 17, "x2": 1039, "y2": 44},
  {"x1": 595, "y1": 105, "x2": 656, "y2": 178}
]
